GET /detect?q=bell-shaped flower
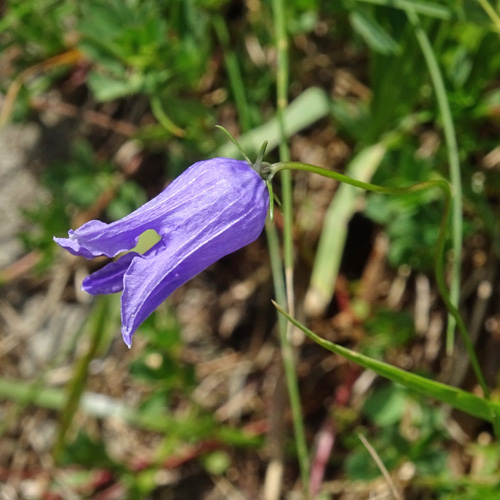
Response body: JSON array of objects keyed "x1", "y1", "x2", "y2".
[{"x1": 54, "y1": 158, "x2": 269, "y2": 347}]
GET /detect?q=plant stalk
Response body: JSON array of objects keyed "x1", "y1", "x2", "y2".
[
  {"x1": 406, "y1": 9, "x2": 462, "y2": 354},
  {"x1": 271, "y1": 0, "x2": 310, "y2": 493},
  {"x1": 269, "y1": 161, "x2": 490, "y2": 399}
]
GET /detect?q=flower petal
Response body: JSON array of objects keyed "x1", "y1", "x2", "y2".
[
  {"x1": 82, "y1": 252, "x2": 138, "y2": 295},
  {"x1": 120, "y1": 173, "x2": 268, "y2": 347},
  {"x1": 82, "y1": 241, "x2": 166, "y2": 295},
  {"x1": 54, "y1": 158, "x2": 258, "y2": 259},
  {"x1": 55, "y1": 157, "x2": 270, "y2": 348},
  {"x1": 53, "y1": 224, "x2": 108, "y2": 259}
]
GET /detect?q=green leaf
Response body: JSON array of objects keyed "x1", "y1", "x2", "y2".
[
  {"x1": 350, "y1": 11, "x2": 400, "y2": 55},
  {"x1": 87, "y1": 71, "x2": 144, "y2": 101},
  {"x1": 353, "y1": 0, "x2": 452, "y2": 20},
  {"x1": 362, "y1": 385, "x2": 409, "y2": 426},
  {"x1": 273, "y1": 302, "x2": 497, "y2": 422},
  {"x1": 61, "y1": 430, "x2": 118, "y2": 469},
  {"x1": 215, "y1": 87, "x2": 331, "y2": 158}
]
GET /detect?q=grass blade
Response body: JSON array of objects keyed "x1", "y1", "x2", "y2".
[{"x1": 274, "y1": 302, "x2": 496, "y2": 422}]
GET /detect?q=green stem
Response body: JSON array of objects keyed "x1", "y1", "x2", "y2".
[
  {"x1": 406, "y1": 9, "x2": 462, "y2": 354},
  {"x1": 271, "y1": 0, "x2": 310, "y2": 492},
  {"x1": 216, "y1": 1, "x2": 309, "y2": 488},
  {"x1": 270, "y1": 161, "x2": 490, "y2": 399},
  {"x1": 266, "y1": 221, "x2": 287, "y2": 335},
  {"x1": 271, "y1": 0, "x2": 294, "y2": 287},
  {"x1": 213, "y1": 16, "x2": 252, "y2": 133},
  {"x1": 52, "y1": 296, "x2": 111, "y2": 461},
  {"x1": 476, "y1": 0, "x2": 500, "y2": 33}
]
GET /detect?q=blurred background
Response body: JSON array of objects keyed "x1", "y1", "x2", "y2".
[{"x1": 1, "y1": 0, "x2": 500, "y2": 498}]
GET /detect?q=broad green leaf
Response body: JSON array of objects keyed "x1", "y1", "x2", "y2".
[
  {"x1": 216, "y1": 87, "x2": 330, "y2": 158},
  {"x1": 274, "y1": 302, "x2": 498, "y2": 423}
]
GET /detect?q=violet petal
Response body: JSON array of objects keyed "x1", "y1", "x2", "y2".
[
  {"x1": 82, "y1": 252, "x2": 138, "y2": 295},
  {"x1": 55, "y1": 158, "x2": 269, "y2": 347}
]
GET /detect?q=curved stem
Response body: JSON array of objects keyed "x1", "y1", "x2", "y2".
[
  {"x1": 270, "y1": 161, "x2": 490, "y2": 399},
  {"x1": 406, "y1": 9, "x2": 462, "y2": 354}
]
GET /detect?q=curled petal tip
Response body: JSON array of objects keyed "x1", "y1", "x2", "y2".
[
  {"x1": 53, "y1": 235, "x2": 95, "y2": 259},
  {"x1": 122, "y1": 330, "x2": 133, "y2": 349}
]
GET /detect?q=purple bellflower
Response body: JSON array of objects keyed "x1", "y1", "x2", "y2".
[{"x1": 54, "y1": 158, "x2": 269, "y2": 347}]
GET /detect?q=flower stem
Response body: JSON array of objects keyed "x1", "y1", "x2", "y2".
[
  {"x1": 266, "y1": 221, "x2": 287, "y2": 334},
  {"x1": 271, "y1": 0, "x2": 294, "y2": 291},
  {"x1": 270, "y1": 161, "x2": 490, "y2": 400},
  {"x1": 271, "y1": 0, "x2": 310, "y2": 493},
  {"x1": 216, "y1": 5, "x2": 309, "y2": 490}
]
